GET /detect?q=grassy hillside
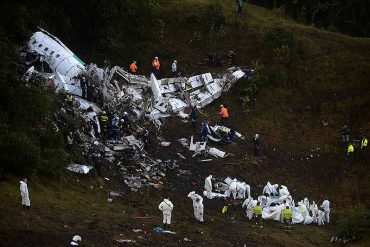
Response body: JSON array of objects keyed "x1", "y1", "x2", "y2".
[{"x1": 0, "y1": 1, "x2": 370, "y2": 246}]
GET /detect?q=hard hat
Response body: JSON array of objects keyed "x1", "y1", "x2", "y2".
[
  {"x1": 255, "y1": 134, "x2": 259, "y2": 138},
  {"x1": 102, "y1": 111, "x2": 106, "y2": 114},
  {"x1": 133, "y1": 61, "x2": 136, "y2": 64},
  {"x1": 174, "y1": 60, "x2": 177, "y2": 63},
  {"x1": 115, "y1": 117, "x2": 119, "y2": 120},
  {"x1": 72, "y1": 235, "x2": 82, "y2": 242},
  {"x1": 123, "y1": 111, "x2": 128, "y2": 115},
  {"x1": 220, "y1": 104, "x2": 223, "y2": 107},
  {"x1": 155, "y1": 56, "x2": 158, "y2": 59}
]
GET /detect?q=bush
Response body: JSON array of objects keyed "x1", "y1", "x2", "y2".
[
  {"x1": 336, "y1": 207, "x2": 370, "y2": 240},
  {"x1": 263, "y1": 26, "x2": 299, "y2": 67},
  {"x1": 264, "y1": 26, "x2": 297, "y2": 50}
]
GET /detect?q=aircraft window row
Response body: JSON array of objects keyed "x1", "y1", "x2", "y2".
[{"x1": 35, "y1": 42, "x2": 60, "y2": 58}]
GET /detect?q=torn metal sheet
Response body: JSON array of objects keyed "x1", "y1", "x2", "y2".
[
  {"x1": 67, "y1": 164, "x2": 93, "y2": 174},
  {"x1": 124, "y1": 135, "x2": 144, "y2": 150},
  {"x1": 176, "y1": 153, "x2": 186, "y2": 160},
  {"x1": 189, "y1": 136, "x2": 206, "y2": 151},
  {"x1": 208, "y1": 147, "x2": 226, "y2": 158},
  {"x1": 160, "y1": 141, "x2": 171, "y2": 147},
  {"x1": 212, "y1": 125, "x2": 243, "y2": 138}
]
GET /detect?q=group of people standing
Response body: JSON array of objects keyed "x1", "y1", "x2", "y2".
[
  {"x1": 129, "y1": 56, "x2": 179, "y2": 79},
  {"x1": 342, "y1": 125, "x2": 368, "y2": 164},
  {"x1": 158, "y1": 191, "x2": 204, "y2": 231}
]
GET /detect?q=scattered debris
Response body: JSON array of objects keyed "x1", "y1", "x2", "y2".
[
  {"x1": 67, "y1": 164, "x2": 93, "y2": 174},
  {"x1": 208, "y1": 147, "x2": 226, "y2": 158},
  {"x1": 109, "y1": 191, "x2": 123, "y2": 197},
  {"x1": 177, "y1": 170, "x2": 192, "y2": 176},
  {"x1": 160, "y1": 141, "x2": 171, "y2": 147},
  {"x1": 135, "y1": 216, "x2": 152, "y2": 219},
  {"x1": 116, "y1": 239, "x2": 136, "y2": 243},
  {"x1": 176, "y1": 153, "x2": 186, "y2": 160}
]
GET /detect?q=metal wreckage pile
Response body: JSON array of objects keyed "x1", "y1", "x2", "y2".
[{"x1": 18, "y1": 28, "x2": 253, "y2": 190}]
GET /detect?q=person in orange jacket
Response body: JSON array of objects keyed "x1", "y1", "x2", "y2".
[
  {"x1": 152, "y1": 56, "x2": 161, "y2": 78},
  {"x1": 219, "y1": 104, "x2": 229, "y2": 126},
  {"x1": 129, "y1": 61, "x2": 137, "y2": 74}
]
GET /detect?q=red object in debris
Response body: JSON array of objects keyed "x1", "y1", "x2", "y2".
[{"x1": 191, "y1": 181, "x2": 196, "y2": 187}]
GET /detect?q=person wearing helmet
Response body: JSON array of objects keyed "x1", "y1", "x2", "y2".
[
  {"x1": 111, "y1": 116, "x2": 120, "y2": 139},
  {"x1": 218, "y1": 104, "x2": 229, "y2": 126},
  {"x1": 129, "y1": 61, "x2": 137, "y2": 74},
  {"x1": 171, "y1": 60, "x2": 177, "y2": 77},
  {"x1": 152, "y1": 56, "x2": 161, "y2": 78},
  {"x1": 253, "y1": 134, "x2": 260, "y2": 156},
  {"x1": 99, "y1": 111, "x2": 109, "y2": 134}
]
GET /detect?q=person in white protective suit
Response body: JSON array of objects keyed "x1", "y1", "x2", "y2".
[
  {"x1": 258, "y1": 195, "x2": 268, "y2": 207},
  {"x1": 20, "y1": 178, "x2": 30, "y2": 209},
  {"x1": 303, "y1": 198, "x2": 310, "y2": 210},
  {"x1": 310, "y1": 201, "x2": 318, "y2": 223},
  {"x1": 279, "y1": 185, "x2": 290, "y2": 197},
  {"x1": 298, "y1": 201, "x2": 313, "y2": 224},
  {"x1": 262, "y1": 181, "x2": 279, "y2": 196},
  {"x1": 317, "y1": 209, "x2": 325, "y2": 226},
  {"x1": 236, "y1": 182, "x2": 251, "y2": 199},
  {"x1": 204, "y1": 175, "x2": 213, "y2": 199},
  {"x1": 159, "y1": 198, "x2": 174, "y2": 230},
  {"x1": 261, "y1": 202, "x2": 285, "y2": 222},
  {"x1": 281, "y1": 195, "x2": 293, "y2": 208},
  {"x1": 242, "y1": 197, "x2": 258, "y2": 219},
  {"x1": 188, "y1": 191, "x2": 204, "y2": 222},
  {"x1": 320, "y1": 200, "x2": 330, "y2": 223},
  {"x1": 228, "y1": 179, "x2": 237, "y2": 199}
]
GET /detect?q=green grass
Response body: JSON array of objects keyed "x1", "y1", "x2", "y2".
[{"x1": 1, "y1": 1, "x2": 370, "y2": 246}]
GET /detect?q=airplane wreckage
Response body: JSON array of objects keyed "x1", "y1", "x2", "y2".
[
  {"x1": 18, "y1": 28, "x2": 253, "y2": 190},
  {"x1": 20, "y1": 28, "x2": 252, "y2": 119}
]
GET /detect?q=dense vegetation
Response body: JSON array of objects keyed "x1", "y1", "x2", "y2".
[
  {"x1": 250, "y1": 0, "x2": 370, "y2": 37},
  {"x1": 0, "y1": 0, "x2": 161, "y2": 177}
]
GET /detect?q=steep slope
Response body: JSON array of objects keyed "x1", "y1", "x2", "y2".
[{"x1": 0, "y1": 1, "x2": 369, "y2": 246}]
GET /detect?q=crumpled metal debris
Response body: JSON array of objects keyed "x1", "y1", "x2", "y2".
[
  {"x1": 179, "y1": 136, "x2": 228, "y2": 159},
  {"x1": 67, "y1": 164, "x2": 93, "y2": 174}
]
